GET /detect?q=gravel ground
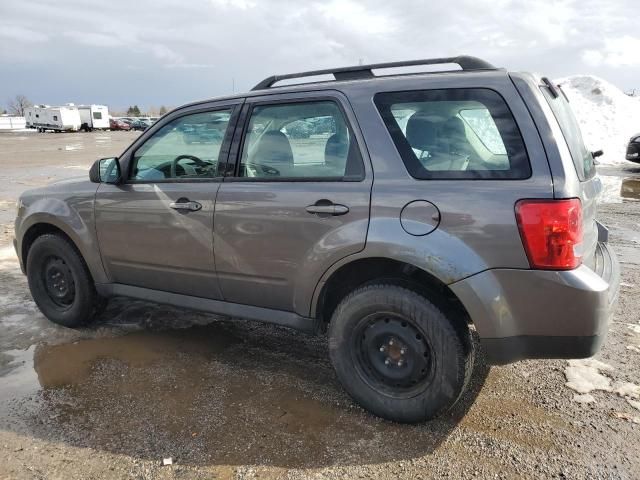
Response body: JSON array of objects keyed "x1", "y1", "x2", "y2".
[{"x1": 0, "y1": 132, "x2": 639, "y2": 479}]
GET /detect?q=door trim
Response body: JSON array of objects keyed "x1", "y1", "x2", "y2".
[{"x1": 95, "y1": 283, "x2": 316, "y2": 333}]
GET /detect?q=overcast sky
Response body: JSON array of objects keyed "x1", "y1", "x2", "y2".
[{"x1": 1, "y1": 0, "x2": 638, "y2": 111}]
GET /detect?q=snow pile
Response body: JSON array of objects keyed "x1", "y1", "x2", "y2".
[
  {"x1": 613, "y1": 382, "x2": 640, "y2": 399},
  {"x1": 565, "y1": 358, "x2": 613, "y2": 394},
  {"x1": 554, "y1": 75, "x2": 640, "y2": 165}
]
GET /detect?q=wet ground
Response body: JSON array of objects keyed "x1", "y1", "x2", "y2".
[{"x1": 1, "y1": 132, "x2": 640, "y2": 479}]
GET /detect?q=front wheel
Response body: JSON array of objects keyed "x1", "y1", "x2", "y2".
[
  {"x1": 26, "y1": 234, "x2": 106, "y2": 327},
  {"x1": 328, "y1": 284, "x2": 473, "y2": 423}
]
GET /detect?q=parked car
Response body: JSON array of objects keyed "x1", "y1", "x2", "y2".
[
  {"x1": 13, "y1": 56, "x2": 619, "y2": 423},
  {"x1": 626, "y1": 133, "x2": 640, "y2": 162},
  {"x1": 109, "y1": 118, "x2": 131, "y2": 131},
  {"x1": 130, "y1": 119, "x2": 151, "y2": 131}
]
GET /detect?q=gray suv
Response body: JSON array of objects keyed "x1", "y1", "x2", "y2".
[{"x1": 13, "y1": 56, "x2": 620, "y2": 423}]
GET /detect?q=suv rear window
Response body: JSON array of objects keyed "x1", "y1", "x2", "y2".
[
  {"x1": 374, "y1": 88, "x2": 530, "y2": 179},
  {"x1": 540, "y1": 85, "x2": 595, "y2": 181}
]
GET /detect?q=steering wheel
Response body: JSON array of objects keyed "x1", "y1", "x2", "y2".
[{"x1": 171, "y1": 154, "x2": 207, "y2": 178}]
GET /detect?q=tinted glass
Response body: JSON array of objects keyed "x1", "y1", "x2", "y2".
[
  {"x1": 540, "y1": 85, "x2": 595, "y2": 181},
  {"x1": 93, "y1": 112, "x2": 102, "y2": 120},
  {"x1": 374, "y1": 89, "x2": 531, "y2": 179},
  {"x1": 131, "y1": 110, "x2": 231, "y2": 180},
  {"x1": 239, "y1": 100, "x2": 363, "y2": 180}
]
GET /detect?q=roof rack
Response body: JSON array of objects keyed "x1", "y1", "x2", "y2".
[{"x1": 251, "y1": 55, "x2": 496, "y2": 91}]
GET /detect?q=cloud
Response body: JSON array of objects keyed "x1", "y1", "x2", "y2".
[
  {"x1": 63, "y1": 31, "x2": 125, "y2": 48},
  {"x1": 315, "y1": 0, "x2": 398, "y2": 35},
  {"x1": 0, "y1": 25, "x2": 48, "y2": 43},
  {"x1": 210, "y1": 0, "x2": 257, "y2": 9},
  {"x1": 582, "y1": 35, "x2": 640, "y2": 67},
  {"x1": 0, "y1": 0, "x2": 638, "y2": 107}
]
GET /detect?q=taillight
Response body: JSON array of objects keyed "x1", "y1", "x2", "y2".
[{"x1": 515, "y1": 198, "x2": 583, "y2": 270}]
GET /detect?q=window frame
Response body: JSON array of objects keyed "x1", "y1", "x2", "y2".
[
  {"x1": 125, "y1": 105, "x2": 241, "y2": 184},
  {"x1": 374, "y1": 88, "x2": 532, "y2": 180},
  {"x1": 539, "y1": 85, "x2": 595, "y2": 181},
  {"x1": 225, "y1": 96, "x2": 366, "y2": 183}
]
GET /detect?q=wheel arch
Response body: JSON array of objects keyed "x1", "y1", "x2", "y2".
[
  {"x1": 22, "y1": 223, "x2": 80, "y2": 270},
  {"x1": 18, "y1": 215, "x2": 107, "y2": 284},
  {"x1": 313, "y1": 256, "x2": 473, "y2": 348}
]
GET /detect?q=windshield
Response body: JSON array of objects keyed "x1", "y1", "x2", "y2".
[{"x1": 540, "y1": 84, "x2": 595, "y2": 181}]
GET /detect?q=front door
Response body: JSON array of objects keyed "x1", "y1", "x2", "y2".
[
  {"x1": 214, "y1": 94, "x2": 372, "y2": 315},
  {"x1": 95, "y1": 104, "x2": 240, "y2": 299}
]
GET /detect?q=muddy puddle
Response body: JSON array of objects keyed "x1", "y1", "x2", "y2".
[
  {"x1": 0, "y1": 317, "x2": 507, "y2": 468},
  {"x1": 0, "y1": 323, "x2": 419, "y2": 466}
]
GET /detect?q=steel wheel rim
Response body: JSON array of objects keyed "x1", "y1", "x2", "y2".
[
  {"x1": 42, "y1": 256, "x2": 75, "y2": 308},
  {"x1": 352, "y1": 312, "x2": 435, "y2": 398}
]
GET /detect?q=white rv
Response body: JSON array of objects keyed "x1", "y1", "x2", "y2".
[
  {"x1": 25, "y1": 105, "x2": 81, "y2": 132},
  {"x1": 78, "y1": 105, "x2": 109, "y2": 131}
]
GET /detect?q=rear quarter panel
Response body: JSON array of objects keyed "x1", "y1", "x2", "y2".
[
  {"x1": 510, "y1": 72, "x2": 601, "y2": 267},
  {"x1": 321, "y1": 72, "x2": 554, "y2": 288}
]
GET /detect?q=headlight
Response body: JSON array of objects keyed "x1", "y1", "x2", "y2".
[{"x1": 16, "y1": 198, "x2": 23, "y2": 214}]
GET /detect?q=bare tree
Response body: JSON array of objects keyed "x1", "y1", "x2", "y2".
[{"x1": 7, "y1": 95, "x2": 32, "y2": 116}]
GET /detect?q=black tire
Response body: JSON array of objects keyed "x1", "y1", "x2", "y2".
[
  {"x1": 328, "y1": 284, "x2": 473, "y2": 423},
  {"x1": 26, "y1": 234, "x2": 105, "y2": 328}
]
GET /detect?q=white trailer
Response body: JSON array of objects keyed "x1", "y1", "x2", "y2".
[
  {"x1": 26, "y1": 105, "x2": 82, "y2": 132},
  {"x1": 24, "y1": 107, "x2": 35, "y2": 128},
  {"x1": 78, "y1": 104, "x2": 109, "y2": 131}
]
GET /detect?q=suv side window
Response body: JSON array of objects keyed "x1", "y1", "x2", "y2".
[
  {"x1": 238, "y1": 100, "x2": 364, "y2": 180},
  {"x1": 131, "y1": 109, "x2": 232, "y2": 181},
  {"x1": 374, "y1": 89, "x2": 531, "y2": 179}
]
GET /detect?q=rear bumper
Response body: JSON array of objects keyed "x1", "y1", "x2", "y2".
[
  {"x1": 450, "y1": 241, "x2": 620, "y2": 365},
  {"x1": 626, "y1": 142, "x2": 640, "y2": 162},
  {"x1": 480, "y1": 334, "x2": 605, "y2": 365}
]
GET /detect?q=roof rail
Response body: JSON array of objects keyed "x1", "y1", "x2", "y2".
[{"x1": 251, "y1": 55, "x2": 496, "y2": 91}]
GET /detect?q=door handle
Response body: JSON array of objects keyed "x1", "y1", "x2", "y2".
[
  {"x1": 169, "y1": 199, "x2": 202, "y2": 211},
  {"x1": 305, "y1": 203, "x2": 349, "y2": 216}
]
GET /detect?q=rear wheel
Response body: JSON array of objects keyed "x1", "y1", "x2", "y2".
[
  {"x1": 26, "y1": 234, "x2": 105, "y2": 327},
  {"x1": 328, "y1": 284, "x2": 473, "y2": 423}
]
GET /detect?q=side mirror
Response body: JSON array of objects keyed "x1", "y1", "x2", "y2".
[
  {"x1": 592, "y1": 150, "x2": 604, "y2": 159},
  {"x1": 89, "y1": 157, "x2": 121, "y2": 184}
]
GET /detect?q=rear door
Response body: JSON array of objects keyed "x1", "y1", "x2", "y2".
[
  {"x1": 95, "y1": 101, "x2": 242, "y2": 299},
  {"x1": 213, "y1": 91, "x2": 372, "y2": 315}
]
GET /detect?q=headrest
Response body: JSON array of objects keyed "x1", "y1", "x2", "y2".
[
  {"x1": 405, "y1": 113, "x2": 439, "y2": 151},
  {"x1": 325, "y1": 133, "x2": 348, "y2": 160},
  {"x1": 252, "y1": 130, "x2": 294, "y2": 164},
  {"x1": 442, "y1": 116, "x2": 466, "y2": 139}
]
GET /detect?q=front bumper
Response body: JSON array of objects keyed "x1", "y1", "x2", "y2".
[{"x1": 450, "y1": 241, "x2": 620, "y2": 365}]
